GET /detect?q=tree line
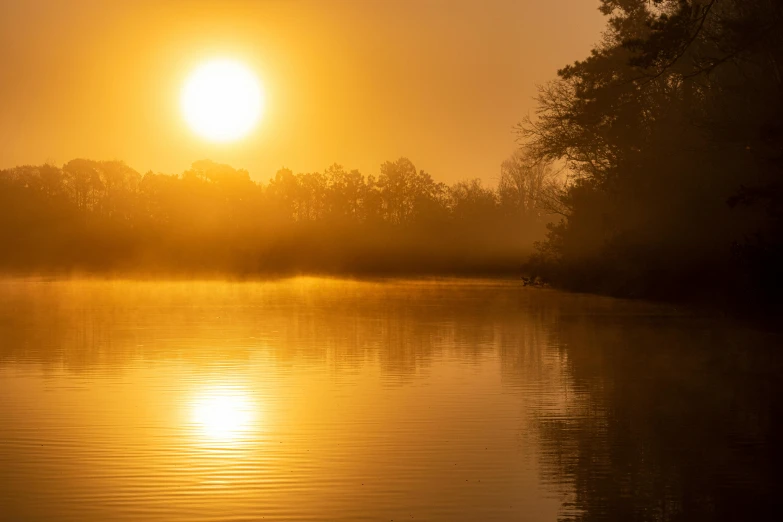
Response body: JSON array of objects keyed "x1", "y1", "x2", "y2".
[
  {"x1": 520, "y1": 0, "x2": 783, "y2": 309},
  {"x1": 0, "y1": 156, "x2": 556, "y2": 275}
]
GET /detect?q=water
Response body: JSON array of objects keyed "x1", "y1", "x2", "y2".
[{"x1": 0, "y1": 278, "x2": 780, "y2": 521}]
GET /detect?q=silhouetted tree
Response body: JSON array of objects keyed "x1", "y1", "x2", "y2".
[
  {"x1": 499, "y1": 151, "x2": 560, "y2": 218},
  {"x1": 0, "y1": 155, "x2": 549, "y2": 275},
  {"x1": 520, "y1": 0, "x2": 783, "y2": 305}
]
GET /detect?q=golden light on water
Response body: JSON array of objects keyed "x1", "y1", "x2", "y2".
[
  {"x1": 190, "y1": 385, "x2": 258, "y2": 442},
  {"x1": 181, "y1": 59, "x2": 264, "y2": 142}
]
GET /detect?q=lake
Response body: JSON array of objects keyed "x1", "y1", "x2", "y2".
[{"x1": 0, "y1": 278, "x2": 781, "y2": 521}]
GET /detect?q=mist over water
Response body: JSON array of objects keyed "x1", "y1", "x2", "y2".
[
  {"x1": 1, "y1": 279, "x2": 780, "y2": 521},
  {"x1": 3, "y1": 1, "x2": 783, "y2": 520}
]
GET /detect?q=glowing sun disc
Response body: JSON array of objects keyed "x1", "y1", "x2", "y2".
[{"x1": 181, "y1": 59, "x2": 264, "y2": 142}]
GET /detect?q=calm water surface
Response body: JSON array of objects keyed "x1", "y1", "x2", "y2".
[{"x1": 0, "y1": 278, "x2": 781, "y2": 521}]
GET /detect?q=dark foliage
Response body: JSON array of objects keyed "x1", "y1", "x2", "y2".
[
  {"x1": 0, "y1": 157, "x2": 551, "y2": 276},
  {"x1": 520, "y1": 0, "x2": 783, "y2": 310}
]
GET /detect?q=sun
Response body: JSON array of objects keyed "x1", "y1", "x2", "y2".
[{"x1": 181, "y1": 59, "x2": 264, "y2": 142}]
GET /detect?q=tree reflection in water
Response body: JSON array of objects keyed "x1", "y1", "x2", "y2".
[
  {"x1": 526, "y1": 316, "x2": 783, "y2": 521},
  {"x1": 0, "y1": 279, "x2": 781, "y2": 521}
]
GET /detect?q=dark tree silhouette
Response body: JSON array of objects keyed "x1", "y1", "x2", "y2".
[
  {"x1": 520, "y1": 0, "x2": 783, "y2": 308},
  {"x1": 0, "y1": 156, "x2": 551, "y2": 276}
]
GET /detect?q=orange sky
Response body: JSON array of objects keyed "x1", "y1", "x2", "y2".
[{"x1": 0, "y1": 0, "x2": 604, "y2": 184}]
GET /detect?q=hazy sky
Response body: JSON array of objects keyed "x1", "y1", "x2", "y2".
[{"x1": 0, "y1": 0, "x2": 604, "y2": 183}]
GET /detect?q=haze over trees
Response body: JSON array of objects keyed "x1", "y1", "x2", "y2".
[
  {"x1": 0, "y1": 157, "x2": 554, "y2": 276},
  {"x1": 6, "y1": 0, "x2": 781, "y2": 305},
  {"x1": 520, "y1": 0, "x2": 783, "y2": 307}
]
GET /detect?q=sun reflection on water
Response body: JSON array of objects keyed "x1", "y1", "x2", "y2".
[{"x1": 190, "y1": 385, "x2": 258, "y2": 443}]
